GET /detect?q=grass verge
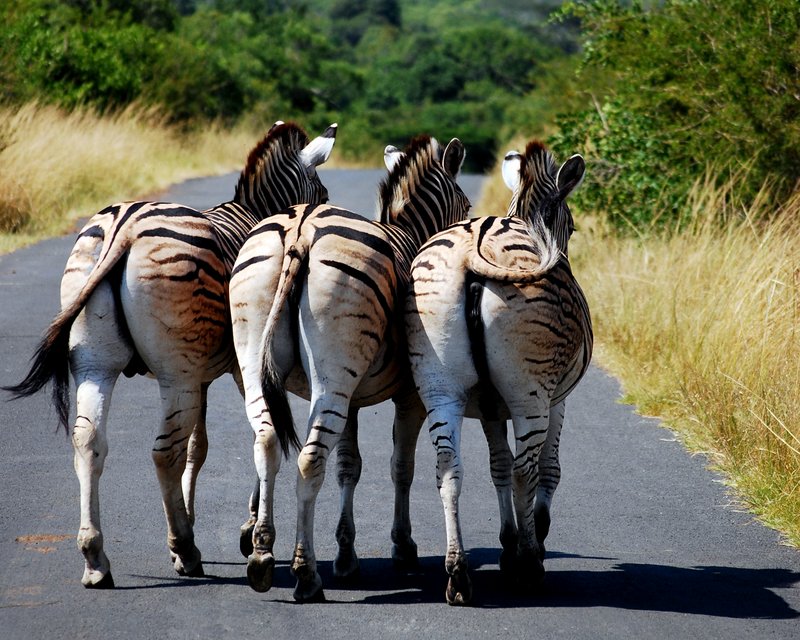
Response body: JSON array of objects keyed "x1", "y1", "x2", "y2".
[
  {"x1": 0, "y1": 101, "x2": 262, "y2": 253},
  {"x1": 478, "y1": 158, "x2": 800, "y2": 547}
]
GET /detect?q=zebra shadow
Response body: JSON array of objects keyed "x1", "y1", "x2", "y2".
[
  {"x1": 346, "y1": 548, "x2": 800, "y2": 616},
  {"x1": 119, "y1": 548, "x2": 799, "y2": 618}
]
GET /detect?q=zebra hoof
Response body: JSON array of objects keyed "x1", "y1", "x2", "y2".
[
  {"x1": 445, "y1": 568, "x2": 472, "y2": 606},
  {"x1": 293, "y1": 565, "x2": 325, "y2": 603},
  {"x1": 83, "y1": 571, "x2": 115, "y2": 589},
  {"x1": 239, "y1": 520, "x2": 256, "y2": 558},
  {"x1": 183, "y1": 562, "x2": 205, "y2": 578},
  {"x1": 174, "y1": 546, "x2": 204, "y2": 577},
  {"x1": 391, "y1": 540, "x2": 419, "y2": 571},
  {"x1": 333, "y1": 547, "x2": 360, "y2": 580},
  {"x1": 246, "y1": 552, "x2": 275, "y2": 593}
]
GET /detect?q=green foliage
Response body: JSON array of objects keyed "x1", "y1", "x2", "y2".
[
  {"x1": 1, "y1": 1, "x2": 164, "y2": 109},
  {"x1": 0, "y1": 0, "x2": 576, "y2": 171},
  {"x1": 344, "y1": 18, "x2": 559, "y2": 170},
  {"x1": 330, "y1": 0, "x2": 401, "y2": 45},
  {"x1": 549, "y1": 0, "x2": 800, "y2": 229}
]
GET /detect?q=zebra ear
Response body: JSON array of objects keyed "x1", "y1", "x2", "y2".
[
  {"x1": 556, "y1": 154, "x2": 585, "y2": 200},
  {"x1": 384, "y1": 145, "x2": 404, "y2": 172},
  {"x1": 442, "y1": 138, "x2": 465, "y2": 179},
  {"x1": 299, "y1": 123, "x2": 338, "y2": 169},
  {"x1": 502, "y1": 151, "x2": 522, "y2": 192},
  {"x1": 269, "y1": 120, "x2": 285, "y2": 133}
]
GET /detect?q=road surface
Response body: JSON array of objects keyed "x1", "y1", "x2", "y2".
[{"x1": 0, "y1": 169, "x2": 798, "y2": 639}]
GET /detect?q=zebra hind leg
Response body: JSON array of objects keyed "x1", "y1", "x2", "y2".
[
  {"x1": 246, "y1": 414, "x2": 281, "y2": 592},
  {"x1": 427, "y1": 401, "x2": 471, "y2": 606},
  {"x1": 181, "y1": 383, "x2": 209, "y2": 527},
  {"x1": 69, "y1": 281, "x2": 133, "y2": 588},
  {"x1": 533, "y1": 400, "x2": 565, "y2": 561},
  {"x1": 510, "y1": 411, "x2": 550, "y2": 591},
  {"x1": 291, "y1": 398, "x2": 352, "y2": 603},
  {"x1": 152, "y1": 384, "x2": 204, "y2": 578},
  {"x1": 389, "y1": 392, "x2": 426, "y2": 569},
  {"x1": 72, "y1": 374, "x2": 118, "y2": 588},
  {"x1": 479, "y1": 418, "x2": 518, "y2": 573},
  {"x1": 333, "y1": 408, "x2": 361, "y2": 580}
]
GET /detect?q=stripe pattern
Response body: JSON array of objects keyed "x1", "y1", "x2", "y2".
[
  {"x1": 4, "y1": 121, "x2": 336, "y2": 589},
  {"x1": 404, "y1": 140, "x2": 592, "y2": 604},
  {"x1": 228, "y1": 135, "x2": 469, "y2": 600}
]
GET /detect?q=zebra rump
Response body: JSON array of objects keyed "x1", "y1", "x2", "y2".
[{"x1": 3, "y1": 122, "x2": 334, "y2": 434}]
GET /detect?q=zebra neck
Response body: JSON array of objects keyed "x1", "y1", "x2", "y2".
[
  {"x1": 378, "y1": 223, "x2": 418, "y2": 295},
  {"x1": 204, "y1": 202, "x2": 264, "y2": 275}
]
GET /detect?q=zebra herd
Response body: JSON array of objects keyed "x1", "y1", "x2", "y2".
[{"x1": 5, "y1": 121, "x2": 592, "y2": 606}]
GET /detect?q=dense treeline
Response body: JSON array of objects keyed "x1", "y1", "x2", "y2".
[
  {"x1": 0, "y1": 0, "x2": 572, "y2": 172},
  {"x1": 551, "y1": 0, "x2": 800, "y2": 228},
  {"x1": 2, "y1": 1, "x2": 798, "y2": 228}
]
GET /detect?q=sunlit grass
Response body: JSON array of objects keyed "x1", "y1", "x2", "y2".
[
  {"x1": 478, "y1": 164, "x2": 800, "y2": 547},
  {"x1": 0, "y1": 101, "x2": 259, "y2": 252}
]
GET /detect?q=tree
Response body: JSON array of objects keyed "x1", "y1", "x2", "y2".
[{"x1": 551, "y1": 0, "x2": 800, "y2": 228}]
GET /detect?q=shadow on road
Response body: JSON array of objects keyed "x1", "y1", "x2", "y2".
[
  {"x1": 343, "y1": 549, "x2": 800, "y2": 617},
  {"x1": 531, "y1": 561, "x2": 799, "y2": 618},
  {"x1": 118, "y1": 548, "x2": 799, "y2": 618}
]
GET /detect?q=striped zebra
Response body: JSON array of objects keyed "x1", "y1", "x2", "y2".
[
  {"x1": 4, "y1": 121, "x2": 336, "y2": 588},
  {"x1": 228, "y1": 135, "x2": 470, "y2": 601},
  {"x1": 404, "y1": 140, "x2": 592, "y2": 605}
]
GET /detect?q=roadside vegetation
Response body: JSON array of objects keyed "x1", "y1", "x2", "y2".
[
  {"x1": 479, "y1": 0, "x2": 800, "y2": 545},
  {"x1": 0, "y1": 0, "x2": 571, "y2": 247},
  {"x1": 568, "y1": 186, "x2": 800, "y2": 547},
  {"x1": 1, "y1": 0, "x2": 798, "y2": 544},
  {"x1": 557, "y1": 0, "x2": 800, "y2": 546},
  {"x1": 0, "y1": 101, "x2": 255, "y2": 251}
]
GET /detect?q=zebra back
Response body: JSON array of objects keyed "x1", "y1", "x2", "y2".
[
  {"x1": 504, "y1": 140, "x2": 585, "y2": 258},
  {"x1": 377, "y1": 136, "x2": 469, "y2": 281},
  {"x1": 207, "y1": 122, "x2": 336, "y2": 273},
  {"x1": 462, "y1": 141, "x2": 585, "y2": 283}
]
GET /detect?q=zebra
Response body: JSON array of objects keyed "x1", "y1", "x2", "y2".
[
  {"x1": 404, "y1": 140, "x2": 592, "y2": 605},
  {"x1": 4, "y1": 121, "x2": 337, "y2": 588},
  {"x1": 228, "y1": 135, "x2": 470, "y2": 601}
]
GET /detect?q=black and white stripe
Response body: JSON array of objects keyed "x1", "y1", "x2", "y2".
[
  {"x1": 4, "y1": 121, "x2": 336, "y2": 589},
  {"x1": 228, "y1": 135, "x2": 470, "y2": 600},
  {"x1": 404, "y1": 140, "x2": 592, "y2": 604}
]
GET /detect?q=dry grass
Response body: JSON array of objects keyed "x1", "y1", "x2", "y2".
[
  {"x1": 477, "y1": 165, "x2": 800, "y2": 547},
  {"x1": 0, "y1": 101, "x2": 258, "y2": 253}
]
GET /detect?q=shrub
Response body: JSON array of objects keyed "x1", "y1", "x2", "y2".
[{"x1": 550, "y1": 0, "x2": 800, "y2": 230}]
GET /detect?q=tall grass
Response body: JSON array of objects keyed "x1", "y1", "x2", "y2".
[
  {"x1": 0, "y1": 101, "x2": 257, "y2": 253},
  {"x1": 478, "y1": 162, "x2": 800, "y2": 546}
]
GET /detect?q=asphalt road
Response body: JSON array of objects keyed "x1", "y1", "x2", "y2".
[{"x1": 1, "y1": 168, "x2": 798, "y2": 639}]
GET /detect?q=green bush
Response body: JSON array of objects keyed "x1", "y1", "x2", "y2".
[
  {"x1": 0, "y1": 1, "x2": 577, "y2": 170},
  {"x1": 1, "y1": 1, "x2": 170, "y2": 110},
  {"x1": 549, "y1": 0, "x2": 800, "y2": 230}
]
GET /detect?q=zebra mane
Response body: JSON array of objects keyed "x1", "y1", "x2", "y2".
[
  {"x1": 234, "y1": 122, "x2": 310, "y2": 202},
  {"x1": 378, "y1": 135, "x2": 442, "y2": 224},
  {"x1": 507, "y1": 140, "x2": 559, "y2": 219},
  {"x1": 507, "y1": 140, "x2": 562, "y2": 271}
]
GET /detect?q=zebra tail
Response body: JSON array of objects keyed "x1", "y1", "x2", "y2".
[
  {"x1": 467, "y1": 217, "x2": 561, "y2": 282},
  {"x1": 3, "y1": 313, "x2": 72, "y2": 432},
  {"x1": 259, "y1": 238, "x2": 308, "y2": 457},
  {"x1": 3, "y1": 230, "x2": 132, "y2": 433}
]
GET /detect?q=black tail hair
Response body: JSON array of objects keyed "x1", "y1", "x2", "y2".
[
  {"x1": 4, "y1": 316, "x2": 72, "y2": 432},
  {"x1": 262, "y1": 374, "x2": 301, "y2": 457}
]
